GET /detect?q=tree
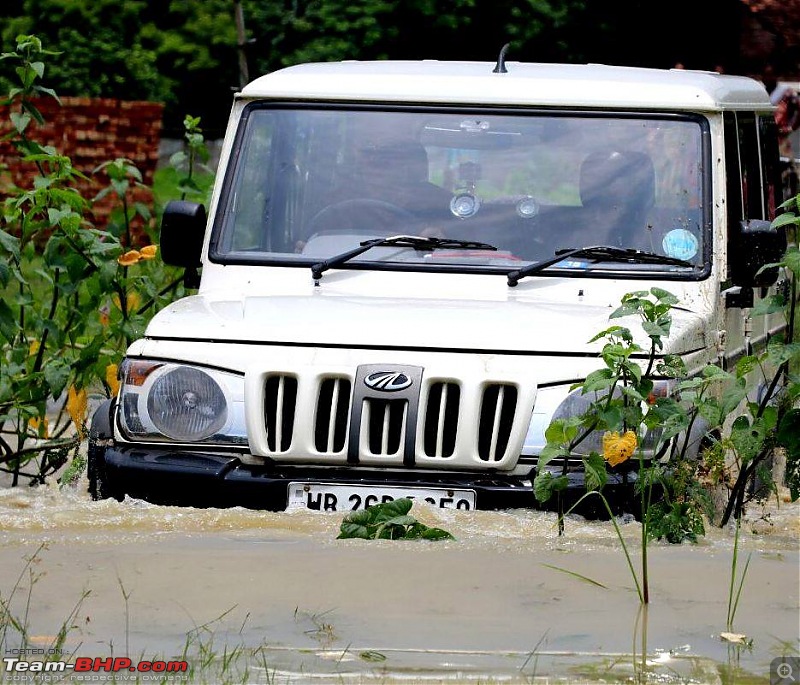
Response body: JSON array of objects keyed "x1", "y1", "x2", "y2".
[{"x1": 1, "y1": 1, "x2": 797, "y2": 139}]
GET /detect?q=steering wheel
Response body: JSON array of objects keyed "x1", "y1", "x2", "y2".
[{"x1": 308, "y1": 198, "x2": 417, "y2": 235}]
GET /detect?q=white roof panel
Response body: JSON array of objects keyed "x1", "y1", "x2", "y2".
[{"x1": 240, "y1": 60, "x2": 772, "y2": 112}]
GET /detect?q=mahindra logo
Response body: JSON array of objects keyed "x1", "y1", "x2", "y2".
[{"x1": 364, "y1": 371, "x2": 413, "y2": 392}]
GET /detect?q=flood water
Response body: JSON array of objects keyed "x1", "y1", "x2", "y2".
[{"x1": 0, "y1": 476, "x2": 797, "y2": 684}]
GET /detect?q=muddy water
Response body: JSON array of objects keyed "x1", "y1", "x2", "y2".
[{"x1": 0, "y1": 478, "x2": 797, "y2": 684}]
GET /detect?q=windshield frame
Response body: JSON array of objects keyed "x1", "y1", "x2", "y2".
[{"x1": 208, "y1": 102, "x2": 713, "y2": 282}]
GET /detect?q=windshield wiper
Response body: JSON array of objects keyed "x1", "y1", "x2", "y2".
[
  {"x1": 507, "y1": 245, "x2": 695, "y2": 287},
  {"x1": 311, "y1": 235, "x2": 497, "y2": 281}
]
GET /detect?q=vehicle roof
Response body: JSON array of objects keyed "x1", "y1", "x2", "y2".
[{"x1": 240, "y1": 60, "x2": 772, "y2": 112}]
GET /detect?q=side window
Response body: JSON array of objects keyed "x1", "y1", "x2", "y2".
[
  {"x1": 758, "y1": 115, "x2": 783, "y2": 212},
  {"x1": 724, "y1": 111, "x2": 780, "y2": 224},
  {"x1": 220, "y1": 111, "x2": 275, "y2": 252}
]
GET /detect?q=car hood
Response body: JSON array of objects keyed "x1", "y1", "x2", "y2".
[{"x1": 144, "y1": 286, "x2": 707, "y2": 355}]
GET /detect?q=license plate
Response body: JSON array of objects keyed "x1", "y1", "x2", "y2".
[{"x1": 287, "y1": 482, "x2": 476, "y2": 512}]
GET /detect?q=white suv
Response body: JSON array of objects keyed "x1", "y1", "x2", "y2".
[{"x1": 88, "y1": 59, "x2": 788, "y2": 514}]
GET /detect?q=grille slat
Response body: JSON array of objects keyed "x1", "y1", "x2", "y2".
[
  {"x1": 264, "y1": 375, "x2": 297, "y2": 452},
  {"x1": 364, "y1": 398, "x2": 406, "y2": 456},
  {"x1": 478, "y1": 384, "x2": 518, "y2": 462},
  {"x1": 314, "y1": 378, "x2": 351, "y2": 453},
  {"x1": 326, "y1": 380, "x2": 341, "y2": 452},
  {"x1": 423, "y1": 382, "x2": 460, "y2": 458},
  {"x1": 436, "y1": 384, "x2": 448, "y2": 456}
]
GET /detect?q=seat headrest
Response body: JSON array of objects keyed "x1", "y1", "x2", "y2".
[{"x1": 356, "y1": 141, "x2": 431, "y2": 184}]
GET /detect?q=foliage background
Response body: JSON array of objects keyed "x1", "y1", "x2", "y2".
[{"x1": 0, "y1": 0, "x2": 797, "y2": 137}]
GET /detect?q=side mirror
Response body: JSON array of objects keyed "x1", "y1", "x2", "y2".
[
  {"x1": 728, "y1": 219, "x2": 786, "y2": 288},
  {"x1": 160, "y1": 201, "x2": 206, "y2": 269}
]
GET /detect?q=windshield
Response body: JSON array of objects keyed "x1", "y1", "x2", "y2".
[{"x1": 211, "y1": 106, "x2": 708, "y2": 277}]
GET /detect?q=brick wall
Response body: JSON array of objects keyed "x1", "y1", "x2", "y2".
[{"x1": 0, "y1": 97, "x2": 164, "y2": 246}]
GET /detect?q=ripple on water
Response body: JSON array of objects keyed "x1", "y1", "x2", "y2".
[{"x1": 1, "y1": 476, "x2": 797, "y2": 553}]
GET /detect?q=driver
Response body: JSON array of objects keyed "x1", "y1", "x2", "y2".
[
  {"x1": 298, "y1": 137, "x2": 453, "y2": 251},
  {"x1": 349, "y1": 140, "x2": 452, "y2": 216}
]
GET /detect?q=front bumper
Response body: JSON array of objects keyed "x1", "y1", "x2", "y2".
[
  {"x1": 89, "y1": 402, "x2": 639, "y2": 516},
  {"x1": 96, "y1": 445, "x2": 542, "y2": 511}
]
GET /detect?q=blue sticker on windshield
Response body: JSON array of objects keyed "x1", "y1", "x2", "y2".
[{"x1": 662, "y1": 229, "x2": 698, "y2": 261}]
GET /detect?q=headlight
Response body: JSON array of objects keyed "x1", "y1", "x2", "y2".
[
  {"x1": 118, "y1": 359, "x2": 247, "y2": 445},
  {"x1": 524, "y1": 383, "x2": 674, "y2": 459}
]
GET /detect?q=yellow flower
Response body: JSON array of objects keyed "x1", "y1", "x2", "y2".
[
  {"x1": 105, "y1": 363, "x2": 120, "y2": 397},
  {"x1": 111, "y1": 291, "x2": 140, "y2": 313},
  {"x1": 28, "y1": 417, "x2": 50, "y2": 439},
  {"x1": 602, "y1": 430, "x2": 638, "y2": 467},
  {"x1": 29, "y1": 341, "x2": 40, "y2": 357},
  {"x1": 127, "y1": 291, "x2": 141, "y2": 312},
  {"x1": 67, "y1": 386, "x2": 88, "y2": 439},
  {"x1": 117, "y1": 249, "x2": 141, "y2": 266},
  {"x1": 140, "y1": 244, "x2": 158, "y2": 260}
]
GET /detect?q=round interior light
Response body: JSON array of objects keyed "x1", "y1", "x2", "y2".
[
  {"x1": 516, "y1": 196, "x2": 539, "y2": 219},
  {"x1": 450, "y1": 193, "x2": 480, "y2": 219},
  {"x1": 147, "y1": 367, "x2": 227, "y2": 441}
]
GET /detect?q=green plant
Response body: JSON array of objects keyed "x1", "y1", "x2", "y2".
[
  {"x1": 0, "y1": 35, "x2": 199, "y2": 488},
  {"x1": 533, "y1": 217, "x2": 800, "y2": 601},
  {"x1": 337, "y1": 498, "x2": 455, "y2": 540},
  {"x1": 152, "y1": 114, "x2": 215, "y2": 214},
  {"x1": 0, "y1": 543, "x2": 89, "y2": 658},
  {"x1": 726, "y1": 516, "x2": 752, "y2": 633},
  {"x1": 534, "y1": 287, "x2": 699, "y2": 602},
  {"x1": 0, "y1": 35, "x2": 113, "y2": 484}
]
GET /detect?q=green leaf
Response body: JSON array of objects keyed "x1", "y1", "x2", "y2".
[
  {"x1": 784, "y1": 248, "x2": 800, "y2": 277},
  {"x1": 642, "y1": 319, "x2": 670, "y2": 340},
  {"x1": 770, "y1": 213, "x2": 799, "y2": 230},
  {"x1": 337, "y1": 522, "x2": 370, "y2": 539},
  {"x1": 698, "y1": 398, "x2": 724, "y2": 427},
  {"x1": 650, "y1": 287, "x2": 679, "y2": 305},
  {"x1": 583, "y1": 452, "x2": 607, "y2": 491},
  {"x1": 371, "y1": 497, "x2": 413, "y2": 521},
  {"x1": 596, "y1": 404, "x2": 622, "y2": 431},
  {"x1": 776, "y1": 409, "x2": 800, "y2": 458},
  {"x1": 537, "y1": 443, "x2": 568, "y2": 469},
  {"x1": 544, "y1": 417, "x2": 579, "y2": 445},
  {"x1": 0, "y1": 300, "x2": 18, "y2": 342},
  {"x1": 720, "y1": 381, "x2": 747, "y2": 416},
  {"x1": 533, "y1": 471, "x2": 568, "y2": 503},
  {"x1": 730, "y1": 415, "x2": 765, "y2": 462},
  {"x1": 656, "y1": 354, "x2": 687, "y2": 378},
  {"x1": 751, "y1": 294, "x2": 787, "y2": 316},
  {"x1": 766, "y1": 340, "x2": 800, "y2": 367},
  {"x1": 0, "y1": 229, "x2": 21, "y2": 260},
  {"x1": 734, "y1": 356, "x2": 759, "y2": 379},
  {"x1": 10, "y1": 111, "x2": 31, "y2": 134},
  {"x1": 701, "y1": 364, "x2": 730, "y2": 381},
  {"x1": 609, "y1": 303, "x2": 640, "y2": 319},
  {"x1": 43, "y1": 358, "x2": 71, "y2": 398},
  {"x1": 583, "y1": 368, "x2": 615, "y2": 393}
]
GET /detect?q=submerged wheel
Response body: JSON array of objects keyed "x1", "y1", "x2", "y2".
[{"x1": 87, "y1": 400, "x2": 114, "y2": 501}]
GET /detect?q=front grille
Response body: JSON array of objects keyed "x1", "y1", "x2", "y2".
[{"x1": 254, "y1": 365, "x2": 530, "y2": 471}]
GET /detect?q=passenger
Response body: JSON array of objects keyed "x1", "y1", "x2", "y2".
[{"x1": 576, "y1": 149, "x2": 656, "y2": 248}]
